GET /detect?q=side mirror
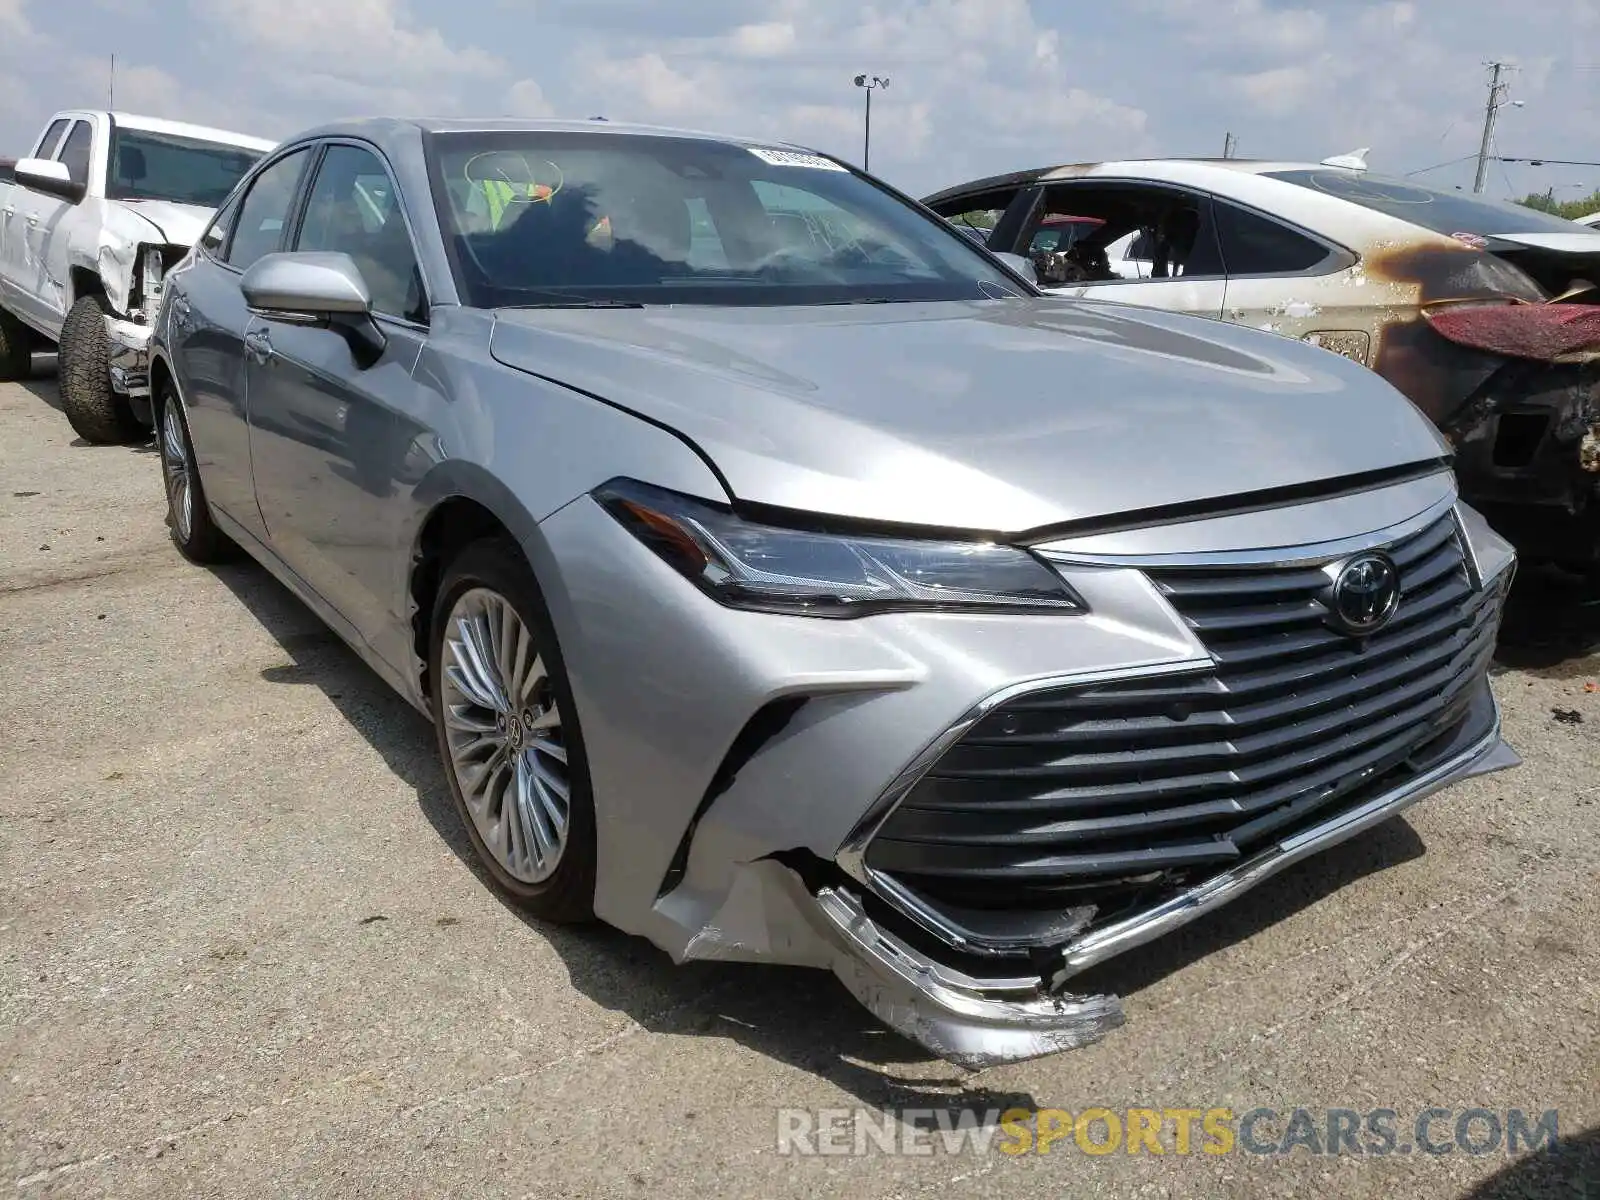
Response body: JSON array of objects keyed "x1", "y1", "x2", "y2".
[
  {"x1": 994, "y1": 251, "x2": 1038, "y2": 286},
  {"x1": 241, "y1": 251, "x2": 386, "y2": 366},
  {"x1": 14, "y1": 157, "x2": 85, "y2": 204}
]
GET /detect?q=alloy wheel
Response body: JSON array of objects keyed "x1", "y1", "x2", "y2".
[
  {"x1": 159, "y1": 401, "x2": 193, "y2": 543},
  {"x1": 440, "y1": 587, "x2": 571, "y2": 883}
]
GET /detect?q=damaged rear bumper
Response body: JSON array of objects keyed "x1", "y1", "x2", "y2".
[{"x1": 105, "y1": 315, "x2": 152, "y2": 399}]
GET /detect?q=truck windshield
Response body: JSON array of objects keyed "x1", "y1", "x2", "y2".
[
  {"x1": 107, "y1": 128, "x2": 265, "y2": 208},
  {"x1": 426, "y1": 130, "x2": 1028, "y2": 307}
]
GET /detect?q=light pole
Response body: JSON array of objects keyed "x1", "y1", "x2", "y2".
[{"x1": 853, "y1": 74, "x2": 889, "y2": 172}]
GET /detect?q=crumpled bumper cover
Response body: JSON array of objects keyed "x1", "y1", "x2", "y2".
[
  {"x1": 104, "y1": 316, "x2": 151, "y2": 398},
  {"x1": 799, "y1": 688, "x2": 1516, "y2": 1071}
]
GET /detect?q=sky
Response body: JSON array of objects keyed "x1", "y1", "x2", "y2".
[{"x1": 2, "y1": 0, "x2": 1597, "y2": 205}]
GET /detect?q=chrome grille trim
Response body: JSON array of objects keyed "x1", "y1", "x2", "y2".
[{"x1": 856, "y1": 508, "x2": 1508, "y2": 940}]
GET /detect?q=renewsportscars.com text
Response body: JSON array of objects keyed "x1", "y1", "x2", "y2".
[{"x1": 776, "y1": 1106, "x2": 1561, "y2": 1158}]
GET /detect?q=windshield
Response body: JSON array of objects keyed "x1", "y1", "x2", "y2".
[
  {"x1": 107, "y1": 128, "x2": 265, "y2": 208},
  {"x1": 426, "y1": 130, "x2": 1027, "y2": 307},
  {"x1": 1266, "y1": 169, "x2": 1593, "y2": 239}
]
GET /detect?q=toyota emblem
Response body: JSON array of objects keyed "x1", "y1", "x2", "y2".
[{"x1": 1323, "y1": 551, "x2": 1401, "y2": 636}]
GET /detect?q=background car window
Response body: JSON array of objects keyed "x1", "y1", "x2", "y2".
[
  {"x1": 225, "y1": 149, "x2": 309, "y2": 271},
  {"x1": 55, "y1": 122, "x2": 93, "y2": 185},
  {"x1": 296, "y1": 144, "x2": 426, "y2": 322},
  {"x1": 106, "y1": 130, "x2": 263, "y2": 208},
  {"x1": 34, "y1": 119, "x2": 70, "y2": 159},
  {"x1": 1213, "y1": 202, "x2": 1332, "y2": 274}
]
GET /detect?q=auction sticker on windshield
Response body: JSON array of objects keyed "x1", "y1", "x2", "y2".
[{"x1": 747, "y1": 147, "x2": 847, "y2": 170}]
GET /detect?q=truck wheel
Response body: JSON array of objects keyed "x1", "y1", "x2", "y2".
[
  {"x1": 0, "y1": 307, "x2": 32, "y2": 382},
  {"x1": 59, "y1": 293, "x2": 145, "y2": 445}
]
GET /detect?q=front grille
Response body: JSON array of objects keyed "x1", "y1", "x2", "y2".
[{"x1": 864, "y1": 513, "x2": 1506, "y2": 916}]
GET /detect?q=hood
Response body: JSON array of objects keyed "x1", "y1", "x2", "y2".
[
  {"x1": 111, "y1": 199, "x2": 214, "y2": 247},
  {"x1": 489, "y1": 299, "x2": 1448, "y2": 533}
]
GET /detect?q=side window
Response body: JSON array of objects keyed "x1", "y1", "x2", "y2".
[
  {"x1": 225, "y1": 149, "x2": 310, "y2": 271},
  {"x1": 56, "y1": 122, "x2": 93, "y2": 186},
  {"x1": 295, "y1": 144, "x2": 426, "y2": 323},
  {"x1": 199, "y1": 193, "x2": 241, "y2": 257},
  {"x1": 33, "y1": 119, "x2": 70, "y2": 159},
  {"x1": 1213, "y1": 202, "x2": 1334, "y2": 275},
  {"x1": 1031, "y1": 184, "x2": 1224, "y2": 284},
  {"x1": 925, "y1": 187, "x2": 1024, "y2": 249},
  {"x1": 684, "y1": 197, "x2": 728, "y2": 270}
]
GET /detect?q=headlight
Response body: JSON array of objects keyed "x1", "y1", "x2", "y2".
[
  {"x1": 141, "y1": 246, "x2": 166, "y2": 310},
  {"x1": 596, "y1": 479, "x2": 1086, "y2": 618}
]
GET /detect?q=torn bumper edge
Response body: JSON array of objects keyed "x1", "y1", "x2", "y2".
[
  {"x1": 776, "y1": 691, "x2": 1518, "y2": 1071},
  {"x1": 105, "y1": 315, "x2": 151, "y2": 398}
]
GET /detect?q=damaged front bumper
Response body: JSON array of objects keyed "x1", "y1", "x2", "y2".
[
  {"x1": 105, "y1": 315, "x2": 152, "y2": 399},
  {"x1": 799, "y1": 687, "x2": 1516, "y2": 1070}
]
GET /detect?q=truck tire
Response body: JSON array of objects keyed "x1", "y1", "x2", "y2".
[
  {"x1": 0, "y1": 306, "x2": 32, "y2": 382},
  {"x1": 59, "y1": 293, "x2": 145, "y2": 445}
]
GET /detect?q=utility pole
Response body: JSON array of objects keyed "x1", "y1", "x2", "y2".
[
  {"x1": 1222, "y1": 132, "x2": 1236, "y2": 159},
  {"x1": 853, "y1": 74, "x2": 888, "y2": 172},
  {"x1": 1473, "y1": 61, "x2": 1511, "y2": 194},
  {"x1": 108, "y1": 54, "x2": 115, "y2": 109}
]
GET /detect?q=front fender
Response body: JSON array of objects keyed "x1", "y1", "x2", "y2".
[{"x1": 93, "y1": 206, "x2": 167, "y2": 315}]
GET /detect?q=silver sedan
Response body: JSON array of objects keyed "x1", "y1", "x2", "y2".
[{"x1": 149, "y1": 118, "x2": 1519, "y2": 1068}]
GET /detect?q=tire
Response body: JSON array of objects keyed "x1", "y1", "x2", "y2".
[
  {"x1": 429, "y1": 538, "x2": 597, "y2": 923},
  {"x1": 0, "y1": 306, "x2": 32, "y2": 381},
  {"x1": 155, "y1": 383, "x2": 233, "y2": 564},
  {"x1": 59, "y1": 293, "x2": 145, "y2": 444}
]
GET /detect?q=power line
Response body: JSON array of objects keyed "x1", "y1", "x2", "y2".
[
  {"x1": 1405, "y1": 153, "x2": 1479, "y2": 177},
  {"x1": 1493, "y1": 156, "x2": 1600, "y2": 167}
]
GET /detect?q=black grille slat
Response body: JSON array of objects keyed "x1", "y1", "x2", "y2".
[{"x1": 865, "y1": 512, "x2": 1506, "y2": 912}]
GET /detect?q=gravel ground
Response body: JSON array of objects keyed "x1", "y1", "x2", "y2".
[{"x1": 2, "y1": 368, "x2": 1597, "y2": 1199}]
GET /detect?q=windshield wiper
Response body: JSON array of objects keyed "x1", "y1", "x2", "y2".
[{"x1": 503, "y1": 299, "x2": 646, "y2": 310}]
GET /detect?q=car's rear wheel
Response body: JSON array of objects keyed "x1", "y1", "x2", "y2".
[
  {"x1": 156, "y1": 384, "x2": 232, "y2": 563},
  {"x1": 60, "y1": 293, "x2": 146, "y2": 444},
  {"x1": 0, "y1": 307, "x2": 33, "y2": 381},
  {"x1": 429, "y1": 539, "x2": 597, "y2": 922}
]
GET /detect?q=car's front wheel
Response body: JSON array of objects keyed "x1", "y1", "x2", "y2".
[
  {"x1": 156, "y1": 385, "x2": 232, "y2": 563},
  {"x1": 59, "y1": 293, "x2": 146, "y2": 444},
  {"x1": 429, "y1": 539, "x2": 597, "y2": 922}
]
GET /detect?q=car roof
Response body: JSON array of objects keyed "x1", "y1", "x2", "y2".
[
  {"x1": 282, "y1": 116, "x2": 813, "y2": 156},
  {"x1": 921, "y1": 158, "x2": 1343, "y2": 205},
  {"x1": 109, "y1": 112, "x2": 277, "y2": 153}
]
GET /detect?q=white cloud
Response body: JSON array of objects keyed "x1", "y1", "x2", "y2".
[{"x1": 504, "y1": 78, "x2": 555, "y2": 118}]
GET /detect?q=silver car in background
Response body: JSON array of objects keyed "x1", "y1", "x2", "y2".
[{"x1": 148, "y1": 118, "x2": 1520, "y2": 1068}]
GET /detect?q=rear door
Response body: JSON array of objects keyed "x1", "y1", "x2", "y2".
[
  {"x1": 245, "y1": 140, "x2": 431, "y2": 646},
  {"x1": 1212, "y1": 198, "x2": 1368, "y2": 360},
  {"x1": 0, "y1": 117, "x2": 69, "y2": 312}
]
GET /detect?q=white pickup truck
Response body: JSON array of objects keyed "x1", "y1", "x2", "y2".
[{"x1": 0, "y1": 110, "x2": 273, "y2": 441}]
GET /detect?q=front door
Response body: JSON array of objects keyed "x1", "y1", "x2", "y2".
[
  {"x1": 172, "y1": 146, "x2": 314, "y2": 539},
  {"x1": 1023, "y1": 181, "x2": 1227, "y2": 318},
  {"x1": 246, "y1": 142, "x2": 431, "y2": 648}
]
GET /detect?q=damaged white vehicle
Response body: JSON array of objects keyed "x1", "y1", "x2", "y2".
[
  {"x1": 0, "y1": 110, "x2": 272, "y2": 441},
  {"x1": 927, "y1": 156, "x2": 1600, "y2": 569}
]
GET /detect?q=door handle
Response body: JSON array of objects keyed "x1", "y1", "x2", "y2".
[
  {"x1": 243, "y1": 327, "x2": 273, "y2": 365},
  {"x1": 25, "y1": 215, "x2": 39, "y2": 227}
]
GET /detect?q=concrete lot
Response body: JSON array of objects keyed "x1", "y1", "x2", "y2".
[{"x1": 2, "y1": 368, "x2": 1597, "y2": 1199}]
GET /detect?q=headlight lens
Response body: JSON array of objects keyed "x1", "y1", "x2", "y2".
[
  {"x1": 141, "y1": 245, "x2": 166, "y2": 310},
  {"x1": 596, "y1": 480, "x2": 1085, "y2": 618}
]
